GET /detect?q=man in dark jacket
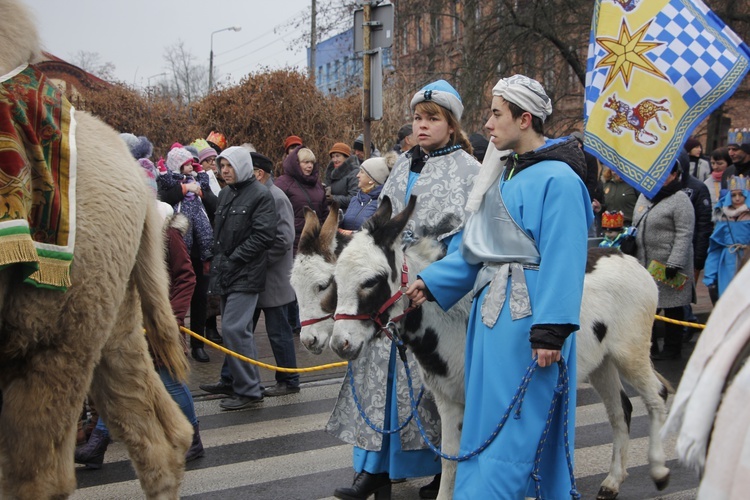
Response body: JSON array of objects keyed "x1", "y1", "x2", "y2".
[
  {"x1": 722, "y1": 143, "x2": 750, "y2": 188},
  {"x1": 200, "y1": 146, "x2": 278, "y2": 411},
  {"x1": 250, "y1": 153, "x2": 300, "y2": 395},
  {"x1": 679, "y1": 150, "x2": 713, "y2": 280}
]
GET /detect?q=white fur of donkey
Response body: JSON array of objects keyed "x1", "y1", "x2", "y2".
[{"x1": 292, "y1": 197, "x2": 672, "y2": 500}]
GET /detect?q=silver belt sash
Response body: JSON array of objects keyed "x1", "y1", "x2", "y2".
[{"x1": 475, "y1": 262, "x2": 537, "y2": 328}]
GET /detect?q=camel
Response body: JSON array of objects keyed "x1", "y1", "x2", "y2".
[
  {"x1": 292, "y1": 197, "x2": 672, "y2": 500},
  {"x1": 0, "y1": 1, "x2": 192, "y2": 498}
]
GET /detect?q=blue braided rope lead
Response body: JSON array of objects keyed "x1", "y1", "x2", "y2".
[
  {"x1": 403, "y1": 355, "x2": 537, "y2": 462},
  {"x1": 347, "y1": 363, "x2": 425, "y2": 435},
  {"x1": 403, "y1": 355, "x2": 580, "y2": 499},
  {"x1": 530, "y1": 358, "x2": 580, "y2": 500}
]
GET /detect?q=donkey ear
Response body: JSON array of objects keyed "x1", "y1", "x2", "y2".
[
  {"x1": 363, "y1": 195, "x2": 393, "y2": 233},
  {"x1": 370, "y1": 195, "x2": 417, "y2": 250},
  {"x1": 319, "y1": 201, "x2": 340, "y2": 257},
  {"x1": 297, "y1": 207, "x2": 322, "y2": 255}
]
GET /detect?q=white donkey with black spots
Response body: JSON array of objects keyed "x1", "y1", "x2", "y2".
[{"x1": 292, "y1": 196, "x2": 672, "y2": 500}]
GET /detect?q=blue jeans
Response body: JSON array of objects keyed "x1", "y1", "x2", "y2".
[
  {"x1": 219, "y1": 302, "x2": 300, "y2": 387},
  {"x1": 95, "y1": 366, "x2": 198, "y2": 439},
  {"x1": 254, "y1": 303, "x2": 299, "y2": 387},
  {"x1": 287, "y1": 300, "x2": 301, "y2": 332}
]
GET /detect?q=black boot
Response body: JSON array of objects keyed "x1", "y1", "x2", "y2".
[
  {"x1": 419, "y1": 474, "x2": 441, "y2": 499},
  {"x1": 334, "y1": 471, "x2": 391, "y2": 500},
  {"x1": 185, "y1": 423, "x2": 205, "y2": 462},
  {"x1": 191, "y1": 347, "x2": 210, "y2": 362},
  {"x1": 205, "y1": 326, "x2": 223, "y2": 345},
  {"x1": 74, "y1": 428, "x2": 110, "y2": 469}
]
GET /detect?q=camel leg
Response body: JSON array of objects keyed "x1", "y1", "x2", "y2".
[
  {"x1": 89, "y1": 287, "x2": 192, "y2": 500},
  {"x1": 0, "y1": 341, "x2": 92, "y2": 499},
  {"x1": 588, "y1": 360, "x2": 630, "y2": 500}
]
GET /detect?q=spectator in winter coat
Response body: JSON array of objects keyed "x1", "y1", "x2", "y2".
[
  {"x1": 251, "y1": 152, "x2": 300, "y2": 395},
  {"x1": 352, "y1": 133, "x2": 381, "y2": 161},
  {"x1": 571, "y1": 131, "x2": 604, "y2": 234},
  {"x1": 722, "y1": 143, "x2": 750, "y2": 188},
  {"x1": 392, "y1": 124, "x2": 414, "y2": 155},
  {"x1": 684, "y1": 137, "x2": 711, "y2": 182},
  {"x1": 202, "y1": 146, "x2": 278, "y2": 411},
  {"x1": 705, "y1": 147, "x2": 732, "y2": 210},
  {"x1": 679, "y1": 149, "x2": 713, "y2": 282},
  {"x1": 338, "y1": 152, "x2": 396, "y2": 234},
  {"x1": 275, "y1": 145, "x2": 328, "y2": 255},
  {"x1": 601, "y1": 167, "x2": 638, "y2": 225},
  {"x1": 633, "y1": 160, "x2": 695, "y2": 360},
  {"x1": 158, "y1": 146, "x2": 218, "y2": 363},
  {"x1": 324, "y1": 142, "x2": 360, "y2": 210}
]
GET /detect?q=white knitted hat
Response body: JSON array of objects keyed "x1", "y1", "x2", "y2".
[{"x1": 166, "y1": 147, "x2": 194, "y2": 172}]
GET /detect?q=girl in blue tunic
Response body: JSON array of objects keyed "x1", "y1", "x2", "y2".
[
  {"x1": 408, "y1": 75, "x2": 593, "y2": 499},
  {"x1": 703, "y1": 176, "x2": 750, "y2": 299},
  {"x1": 329, "y1": 80, "x2": 480, "y2": 500}
]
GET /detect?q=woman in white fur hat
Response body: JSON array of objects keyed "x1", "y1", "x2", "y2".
[{"x1": 338, "y1": 152, "x2": 397, "y2": 234}]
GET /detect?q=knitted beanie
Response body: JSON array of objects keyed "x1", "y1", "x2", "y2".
[
  {"x1": 360, "y1": 151, "x2": 397, "y2": 185},
  {"x1": 184, "y1": 145, "x2": 200, "y2": 160},
  {"x1": 329, "y1": 142, "x2": 351, "y2": 157},
  {"x1": 166, "y1": 147, "x2": 194, "y2": 172},
  {"x1": 198, "y1": 147, "x2": 217, "y2": 162},
  {"x1": 119, "y1": 133, "x2": 153, "y2": 160},
  {"x1": 284, "y1": 135, "x2": 303, "y2": 151}
]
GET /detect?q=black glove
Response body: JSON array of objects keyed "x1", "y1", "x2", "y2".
[{"x1": 665, "y1": 265, "x2": 680, "y2": 280}]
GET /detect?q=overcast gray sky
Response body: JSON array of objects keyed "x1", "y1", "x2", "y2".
[{"x1": 28, "y1": 0, "x2": 313, "y2": 87}]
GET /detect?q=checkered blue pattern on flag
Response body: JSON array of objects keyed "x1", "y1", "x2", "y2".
[{"x1": 584, "y1": 0, "x2": 750, "y2": 198}]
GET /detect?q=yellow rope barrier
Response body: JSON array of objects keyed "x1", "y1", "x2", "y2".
[
  {"x1": 180, "y1": 313, "x2": 705, "y2": 372},
  {"x1": 180, "y1": 326, "x2": 348, "y2": 373},
  {"x1": 654, "y1": 314, "x2": 706, "y2": 330}
]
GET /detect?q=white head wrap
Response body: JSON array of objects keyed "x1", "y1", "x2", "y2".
[{"x1": 492, "y1": 74, "x2": 553, "y2": 122}]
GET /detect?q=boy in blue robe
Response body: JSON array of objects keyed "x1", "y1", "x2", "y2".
[{"x1": 407, "y1": 75, "x2": 593, "y2": 499}]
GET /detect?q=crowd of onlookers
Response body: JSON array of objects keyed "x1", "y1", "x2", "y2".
[
  {"x1": 67, "y1": 67, "x2": 750, "y2": 498},
  {"x1": 590, "y1": 138, "x2": 750, "y2": 360}
]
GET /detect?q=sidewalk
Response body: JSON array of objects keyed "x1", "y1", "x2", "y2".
[{"x1": 186, "y1": 281, "x2": 715, "y2": 398}]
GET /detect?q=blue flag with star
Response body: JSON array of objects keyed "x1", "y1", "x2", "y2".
[{"x1": 584, "y1": 0, "x2": 750, "y2": 198}]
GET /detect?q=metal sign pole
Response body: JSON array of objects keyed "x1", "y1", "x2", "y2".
[{"x1": 363, "y1": 2, "x2": 372, "y2": 161}]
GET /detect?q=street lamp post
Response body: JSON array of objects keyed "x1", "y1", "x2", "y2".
[
  {"x1": 147, "y1": 72, "x2": 167, "y2": 88},
  {"x1": 209, "y1": 26, "x2": 242, "y2": 91}
]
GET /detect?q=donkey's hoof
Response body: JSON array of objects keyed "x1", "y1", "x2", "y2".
[
  {"x1": 596, "y1": 486, "x2": 619, "y2": 500},
  {"x1": 654, "y1": 472, "x2": 670, "y2": 491}
]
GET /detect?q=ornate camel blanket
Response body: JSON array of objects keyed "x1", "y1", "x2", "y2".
[{"x1": 0, "y1": 64, "x2": 76, "y2": 291}]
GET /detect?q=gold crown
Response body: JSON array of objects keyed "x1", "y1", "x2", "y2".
[
  {"x1": 728, "y1": 175, "x2": 750, "y2": 191},
  {"x1": 602, "y1": 211, "x2": 624, "y2": 229}
]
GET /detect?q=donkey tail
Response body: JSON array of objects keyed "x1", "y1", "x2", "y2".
[
  {"x1": 133, "y1": 200, "x2": 190, "y2": 381},
  {"x1": 655, "y1": 368, "x2": 675, "y2": 396}
]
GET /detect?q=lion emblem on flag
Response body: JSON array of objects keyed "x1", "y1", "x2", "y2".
[{"x1": 604, "y1": 93, "x2": 672, "y2": 145}]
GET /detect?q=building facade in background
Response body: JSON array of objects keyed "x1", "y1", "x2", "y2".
[{"x1": 309, "y1": 28, "x2": 393, "y2": 97}]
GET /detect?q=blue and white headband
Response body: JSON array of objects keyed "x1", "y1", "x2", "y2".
[{"x1": 410, "y1": 79, "x2": 464, "y2": 121}]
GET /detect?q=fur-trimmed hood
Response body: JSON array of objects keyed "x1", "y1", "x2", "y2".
[{"x1": 166, "y1": 212, "x2": 189, "y2": 237}]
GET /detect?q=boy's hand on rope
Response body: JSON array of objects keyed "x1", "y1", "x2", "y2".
[{"x1": 533, "y1": 348, "x2": 561, "y2": 368}]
